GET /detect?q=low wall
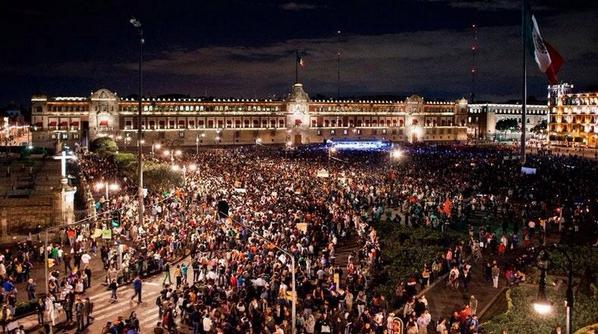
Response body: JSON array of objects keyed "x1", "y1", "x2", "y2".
[{"x1": 0, "y1": 195, "x2": 61, "y2": 235}]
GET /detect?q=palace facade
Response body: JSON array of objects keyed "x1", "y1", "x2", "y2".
[
  {"x1": 31, "y1": 84, "x2": 469, "y2": 149},
  {"x1": 548, "y1": 83, "x2": 598, "y2": 148}
]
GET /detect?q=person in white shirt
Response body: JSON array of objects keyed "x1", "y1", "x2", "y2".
[
  {"x1": 416, "y1": 310, "x2": 431, "y2": 334},
  {"x1": 202, "y1": 312, "x2": 213, "y2": 332}
]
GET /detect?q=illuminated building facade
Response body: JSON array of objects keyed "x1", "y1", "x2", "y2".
[
  {"x1": 1, "y1": 116, "x2": 31, "y2": 147},
  {"x1": 468, "y1": 103, "x2": 548, "y2": 139},
  {"x1": 31, "y1": 84, "x2": 468, "y2": 149},
  {"x1": 548, "y1": 83, "x2": 598, "y2": 148}
]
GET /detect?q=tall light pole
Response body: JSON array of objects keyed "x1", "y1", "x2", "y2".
[
  {"x1": 533, "y1": 246, "x2": 574, "y2": 334},
  {"x1": 130, "y1": 17, "x2": 144, "y2": 230}
]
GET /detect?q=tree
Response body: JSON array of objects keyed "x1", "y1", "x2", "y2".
[
  {"x1": 495, "y1": 119, "x2": 519, "y2": 131},
  {"x1": 531, "y1": 120, "x2": 547, "y2": 133},
  {"x1": 143, "y1": 163, "x2": 184, "y2": 193},
  {"x1": 90, "y1": 137, "x2": 118, "y2": 154},
  {"x1": 112, "y1": 152, "x2": 137, "y2": 179}
]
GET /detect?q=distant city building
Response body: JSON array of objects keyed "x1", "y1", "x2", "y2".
[
  {"x1": 548, "y1": 83, "x2": 598, "y2": 148},
  {"x1": 1, "y1": 116, "x2": 30, "y2": 147},
  {"x1": 30, "y1": 84, "x2": 469, "y2": 149},
  {"x1": 467, "y1": 103, "x2": 548, "y2": 139}
]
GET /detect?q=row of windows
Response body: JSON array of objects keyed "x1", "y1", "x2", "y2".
[
  {"x1": 45, "y1": 105, "x2": 88, "y2": 112},
  {"x1": 551, "y1": 116, "x2": 597, "y2": 124},
  {"x1": 313, "y1": 128, "x2": 456, "y2": 136},
  {"x1": 124, "y1": 119, "x2": 286, "y2": 129},
  {"x1": 561, "y1": 96, "x2": 598, "y2": 106},
  {"x1": 312, "y1": 106, "x2": 405, "y2": 113},
  {"x1": 550, "y1": 124, "x2": 597, "y2": 133},
  {"x1": 469, "y1": 108, "x2": 546, "y2": 115},
  {"x1": 120, "y1": 105, "x2": 281, "y2": 112},
  {"x1": 560, "y1": 107, "x2": 598, "y2": 114}
]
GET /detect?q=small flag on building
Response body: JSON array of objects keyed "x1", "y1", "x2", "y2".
[
  {"x1": 296, "y1": 50, "x2": 304, "y2": 67},
  {"x1": 526, "y1": 4, "x2": 564, "y2": 84}
]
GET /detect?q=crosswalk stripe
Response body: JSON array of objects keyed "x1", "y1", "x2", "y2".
[
  {"x1": 89, "y1": 285, "x2": 134, "y2": 301},
  {"x1": 139, "y1": 313, "x2": 161, "y2": 327},
  {"x1": 92, "y1": 290, "x2": 162, "y2": 320},
  {"x1": 88, "y1": 281, "x2": 165, "y2": 301},
  {"x1": 140, "y1": 307, "x2": 160, "y2": 317}
]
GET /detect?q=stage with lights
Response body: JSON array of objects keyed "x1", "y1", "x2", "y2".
[{"x1": 327, "y1": 140, "x2": 393, "y2": 151}]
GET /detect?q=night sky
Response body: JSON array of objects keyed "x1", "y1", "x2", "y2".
[{"x1": 1, "y1": 0, "x2": 597, "y2": 106}]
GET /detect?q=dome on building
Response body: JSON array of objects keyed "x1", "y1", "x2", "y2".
[{"x1": 286, "y1": 83, "x2": 310, "y2": 103}]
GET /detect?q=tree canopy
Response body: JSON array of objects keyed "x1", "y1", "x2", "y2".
[
  {"x1": 90, "y1": 137, "x2": 118, "y2": 154},
  {"x1": 495, "y1": 119, "x2": 519, "y2": 131}
]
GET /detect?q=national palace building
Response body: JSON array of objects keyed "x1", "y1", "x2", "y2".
[
  {"x1": 30, "y1": 83, "x2": 471, "y2": 149},
  {"x1": 30, "y1": 82, "x2": 596, "y2": 150}
]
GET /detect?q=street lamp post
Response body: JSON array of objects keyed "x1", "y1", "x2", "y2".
[
  {"x1": 130, "y1": 17, "x2": 145, "y2": 234},
  {"x1": 533, "y1": 246, "x2": 575, "y2": 334},
  {"x1": 196, "y1": 135, "x2": 199, "y2": 155}
]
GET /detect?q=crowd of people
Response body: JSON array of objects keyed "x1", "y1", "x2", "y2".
[
  {"x1": 89, "y1": 143, "x2": 593, "y2": 334},
  {"x1": 3, "y1": 142, "x2": 595, "y2": 334}
]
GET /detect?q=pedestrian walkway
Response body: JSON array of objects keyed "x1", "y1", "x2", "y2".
[
  {"x1": 82, "y1": 263, "x2": 187, "y2": 333},
  {"x1": 8, "y1": 266, "x2": 186, "y2": 333},
  {"x1": 423, "y1": 264, "x2": 505, "y2": 322}
]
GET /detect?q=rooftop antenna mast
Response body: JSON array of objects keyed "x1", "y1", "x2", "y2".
[{"x1": 470, "y1": 23, "x2": 478, "y2": 103}]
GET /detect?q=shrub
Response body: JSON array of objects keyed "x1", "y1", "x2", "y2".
[
  {"x1": 90, "y1": 137, "x2": 118, "y2": 154},
  {"x1": 373, "y1": 222, "x2": 466, "y2": 302},
  {"x1": 14, "y1": 300, "x2": 38, "y2": 317},
  {"x1": 482, "y1": 284, "x2": 598, "y2": 333}
]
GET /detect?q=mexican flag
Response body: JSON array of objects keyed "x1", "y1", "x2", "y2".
[
  {"x1": 296, "y1": 50, "x2": 304, "y2": 67},
  {"x1": 526, "y1": 4, "x2": 564, "y2": 84}
]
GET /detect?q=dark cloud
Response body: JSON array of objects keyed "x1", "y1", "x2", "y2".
[
  {"x1": 0, "y1": 0, "x2": 596, "y2": 105},
  {"x1": 115, "y1": 9, "x2": 596, "y2": 101},
  {"x1": 279, "y1": 2, "x2": 318, "y2": 11}
]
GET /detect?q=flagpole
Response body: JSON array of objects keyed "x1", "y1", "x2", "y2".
[
  {"x1": 295, "y1": 49, "x2": 299, "y2": 84},
  {"x1": 521, "y1": 0, "x2": 527, "y2": 164},
  {"x1": 337, "y1": 30, "x2": 341, "y2": 99}
]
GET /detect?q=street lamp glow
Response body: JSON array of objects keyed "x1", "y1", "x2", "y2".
[
  {"x1": 171, "y1": 164, "x2": 180, "y2": 171},
  {"x1": 163, "y1": 150, "x2": 170, "y2": 157},
  {"x1": 94, "y1": 182, "x2": 105, "y2": 191},
  {"x1": 215, "y1": 136, "x2": 221, "y2": 141},
  {"x1": 329, "y1": 147, "x2": 337, "y2": 154},
  {"x1": 154, "y1": 143, "x2": 161, "y2": 149},
  {"x1": 286, "y1": 141, "x2": 293, "y2": 147},
  {"x1": 256, "y1": 138, "x2": 262, "y2": 144},
  {"x1": 188, "y1": 164, "x2": 197, "y2": 171},
  {"x1": 175, "y1": 149, "x2": 182, "y2": 156},
  {"x1": 391, "y1": 149, "x2": 403, "y2": 159},
  {"x1": 533, "y1": 301, "x2": 553, "y2": 315},
  {"x1": 108, "y1": 183, "x2": 120, "y2": 191}
]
